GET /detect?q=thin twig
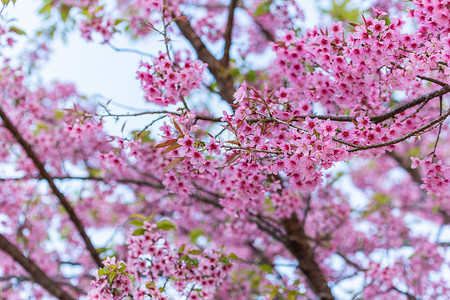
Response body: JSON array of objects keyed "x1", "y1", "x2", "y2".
[
  {"x1": 336, "y1": 252, "x2": 367, "y2": 272},
  {"x1": 107, "y1": 43, "x2": 154, "y2": 58},
  {"x1": 431, "y1": 96, "x2": 443, "y2": 162},
  {"x1": 416, "y1": 75, "x2": 449, "y2": 87}
]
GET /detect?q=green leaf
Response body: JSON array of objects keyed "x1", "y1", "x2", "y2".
[
  {"x1": 132, "y1": 130, "x2": 153, "y2": 143},
  {"x1": 98, "y1": 268, "x2": 106, "y2": 277},
  {"x1": 219, "y1": 255, "x2": 231, "y2": 266},
  {"x1": 254, "y1": 1, "x2": 272, "y2": 17},
  {"x1": 59, "y1": 4, "x2": 71, "y2": 22},
  {"x1": 362, "y1": 193, "x2": 392, "y2": 218},
  {"x1": 35, "y1": 122, "x2": 49, "y2": 133},
  {"x1": 178, "y1": 243, "x2": 186, "y2": 253},
  {"x1": 229, "y1": 252, "x2": 244, "y2": 261},
  {"x1": 407, "y1": 147, "x2": 421, "y2": 158},
  {"x1": 189, "y1": 229, "x2": 204, "y2": 244},
  {"x1": 129, "y1": 213, "x2": 147, "y2": 220},
  {"x1": 260, "y1": 264, "x2": 273, "y2": 272},
  {"x1": 96, "y1": 247, "x2": 109, "y2": 254},
  {"x1": 130, "y1": 220, "x2": 144, "y2": 227},
  {"x1": 230, "y1": 67, "x2": 241, "y2": 77},
  {"x1": 432, "y1": 205, "x2": 440, "y2": 213},
  {"x1": 125, "y1": 273, "x2": 135, "y2": 282},
  {"x1": 180, "y1": 254, "x2": 190, "y2": 261},
  {"x1": 188, "y1": 258, "x2": 199, "y2": 268},
  {"x1": 188, "y1": 249, "x2": 203, "y2": 255},
  {"x1": 323, "y1": 0, "x2": 360, "y2": 22},
  {"x1": 109, "y1": 271, "x2": 116, "y2": 283},
  {"x1": 247, "y1": 70, "x2": 257, "y2": 82},
  {"x1": 1, "y1": 0, "x2": 10, "y2": 5},
  {"x1": 156, "y1": 220, "x2": 176, "y2": 231},
  {"x1": 133, "y1": 228, "x2": 147, "y2": 236},
  {"x1": 54, "y1": 110, "x2": 64, "y2": 119},
  {"x1": 287, "y1": 290, "x2": 306, "y2": 299},
  {"x1": 9, "y1": 26, "x2": 26, "y2": 35},
  {"x1": 114, "y1": 19, "x2": 124, "y2": 26}
]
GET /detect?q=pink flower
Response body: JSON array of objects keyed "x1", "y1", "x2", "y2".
[
  {"x1": 410, "y1": 157, "x2": 421, "y2": 169},
  {"x1": 372, "y1": 7, "x2": 387, "y2": 17},
  {"x1": 178, "y1": 136, "x2": 195, "y2": 155},
  {"x1": 206, "y1": 138, "x2": 223, "y2": 156},
  {"x1": 368, "y1": 19, "x2": 387, "y2": 37},
  {"x1": 319, "y1": 119, "x2": 336, "y2": 137}
]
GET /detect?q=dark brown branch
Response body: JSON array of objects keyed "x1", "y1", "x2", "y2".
[
  {"x1": 387, "y1": 152, "x2": 422, "y2": 183},
  {"x1": 416, "y1": 76, "x2": 449, "y2": 87},
  {"x1": 174, "y1": 14, "x2": 235, "y2": 105},
  {"x1": 370, "y1": 86, "x2": 450, "y2": 123},
  {"x1": 0, "y1": 234, "x2": 75, "y2": 300},
  {"x1": 298, "y1": 86, "x2": 450, "y2": 123},
  {"x1": 0, "y1": 108, "x2": 103, "y2": 268},
  {"x1": 281, "y1": 214, "x2": 334, "y2": 300},
  {"x1": 336, "y1": 252, "x2": 367, "y2": 272},
  {"x1": 253, "y1": 18, "x2": 275, "y2": 42},
  {"x1": 222, "y1": 0, "x2": 239, "y2": 68},
  {"x1": 391, "y1": 286, "x2": 417, "y2": 300},
  {"x1": 347, "y1": 108, "x2": 450, "y2": 152}
]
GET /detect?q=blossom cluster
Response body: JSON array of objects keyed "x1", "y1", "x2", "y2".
[
  {"x1": 137, "y1": 53, "x2": 206, "y2": 106},
  {"x1": 0, "y1": 0, "x2": 449, "y2": 299},
  {"x1": 87, "y1": 220, "x2": 234, "y2": 299},
  {"x1": 411, "y1": 156, "x2": 450, "y2": 196}
]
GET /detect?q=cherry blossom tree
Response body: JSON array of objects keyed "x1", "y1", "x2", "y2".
[{"x1": 0, "y1": 0, "x2": 449, "y2": 299}]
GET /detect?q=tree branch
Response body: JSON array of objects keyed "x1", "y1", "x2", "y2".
[
  {"x1": 387, "y1": 152, "x2": 422, "y2": 183},
  {"x1": 281, "y1": 213, "x2": 334, "y2": 300},
  {"x1": 416, "y1": 76, "x2": 449, "y2": 87},
  {"x1": 221, "y1": 0, "x2": 239, "y2": 68},
  {"x1": 0, "y1": 108, "x2": 103, "y2": 268},
  {"x1": 370, "y1": 86, "x2": 450, "y2": 123},
  {"x1": 336, "y1": 251, "x2": 367, "y2": 272},
  {"x1": 173, "y1": 14, "x2": 236, "y2": 105},
  {"x1": 1, "y1": 174, "x2": 333, "y2": 298},
  {"x1": 95, "y1": 85, "x2": 450, "y2": 128},
  {"x1": 347, "y1": 108, "x2": 450, "y2": 152},
  {"x1": 0, "y1": 234, "x2": 75, "y2": 300}
]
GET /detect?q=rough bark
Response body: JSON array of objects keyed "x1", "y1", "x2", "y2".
[
  {"x1": 281, "y1": 214, "x2": 334, "y2": 300},
  {"x1": 174, "y1": 15, "x2": 236, "y2": 105}
]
